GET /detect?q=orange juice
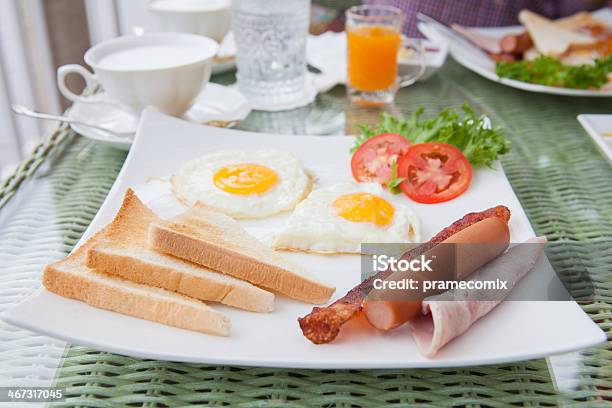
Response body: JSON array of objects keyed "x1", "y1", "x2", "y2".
[{"x1": 347, "y1": 25, "x2": 401, "y2": 92}]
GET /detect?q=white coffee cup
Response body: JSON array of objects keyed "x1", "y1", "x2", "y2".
[
  {"x1": 148, "y1": 0, "x2": 232, "y2": 42},
  {"x1": 57, "y1": 32, "x2": 218, "y2": 116}
]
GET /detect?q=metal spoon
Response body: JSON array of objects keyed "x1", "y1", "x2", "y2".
[{"x1": 11, "y1": 104, "x2": 134, "y2": 138}]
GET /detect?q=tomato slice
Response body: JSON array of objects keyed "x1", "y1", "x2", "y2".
[
  {"x1": 351, "y1": 133, "x2": 412, "y2": 184},
  {"x1": 397, "y1": 142, "x2": 472, "y2": 204}
]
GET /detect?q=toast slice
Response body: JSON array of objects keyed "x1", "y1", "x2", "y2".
[
  {"x1": 148, "y1": 206, "x2": 335, "y2": 304},
  {"x1": 519, "y1": 10, "x2": 595, "y2": 56},
  {"x1": 555, "y1": 12, "x2": 607, "y2": 31},
  {"x1": 86, "y1": 190, "x2": 274, "y2": 313},
  {"x1": 42, "y1": 212, "x2": 230, "y2": 336}
]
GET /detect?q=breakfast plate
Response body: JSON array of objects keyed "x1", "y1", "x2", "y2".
[
  {"x1": 3, "y1": 109, "x2": 604, "y2": 368},
  {"x1": 577, "y1": 114, "x2": 612, "y2": 162},
  {"x1": 419, "y1": 8, "x2": 612, "y2": 97}
]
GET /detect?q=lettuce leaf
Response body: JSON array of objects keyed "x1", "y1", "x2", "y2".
[
  {"x1": 496, "y1": 55, "x2": 612, "y2": 90},
  {"x1": 352, "y1": 102, "x2": 510, "y2": 167}
]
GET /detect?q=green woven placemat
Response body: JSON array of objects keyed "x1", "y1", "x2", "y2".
[
  {"x1": 0, "y1": 124, "x2": 73, "y2": 210},
  {"x1": 2, "y1": 61, "x2": 610, "y2": 407}
]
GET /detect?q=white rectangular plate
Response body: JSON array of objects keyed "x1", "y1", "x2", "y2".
[
  {"x1": 3, "y1": 109, "x2": 604, "y2": 368},
  {"x1": 578, "y1": 114, "x2": 612, "y2": 162}
]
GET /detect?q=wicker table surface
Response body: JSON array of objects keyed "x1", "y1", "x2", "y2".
[{"x1": 0, "y1": 61, "x2": 610, "y2": 407}]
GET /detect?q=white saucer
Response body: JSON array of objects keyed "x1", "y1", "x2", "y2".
[
  {"x1": 68, "y1": 94, "x2": 138, "y2": 150},
  {"x1": 69, "y1": 83, "x2": 251, "y2": 150},
  {"x1": 183, "y1": 83, "x2": 251, "y2": 126}
]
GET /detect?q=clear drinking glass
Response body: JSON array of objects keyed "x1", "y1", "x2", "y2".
[
  {"x1": 346, "y1": 5, "x2": 425, "y2": 106},
  {"x1": 232, "y1": 0, "x2": 311, "y2": 110}
]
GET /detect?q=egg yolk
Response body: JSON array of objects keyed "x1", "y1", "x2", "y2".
[
  {"x1": 213, "y1": 163, "x2": 278, "y2": 195},
  {"x1": 332, "y1": 193, "x2": 394, "y2": 226}
]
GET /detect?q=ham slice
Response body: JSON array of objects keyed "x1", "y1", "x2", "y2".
[
  {"x1": 409, "y1": 236, "x2": 547, "y2": 357},
  {"x1": 452, "y1": 24, "x2": 503, "y2": 54}
]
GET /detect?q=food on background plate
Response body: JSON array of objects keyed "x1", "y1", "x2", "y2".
[
  {"x1": 149, "y1": 205, "x2": 335, "y2": 304},
  {"x1": 86, "y1": 190, "x2": 275, "y2": 313},
  {"x1": 172, "y1": 149, "x2": 312, "y2": 219},
  {"x1": 451, "y1": 23, "x2": 504, "y2": 54},
  {"x1": 451, "y1": 23, "x2": 532, "y2": 61},
  {"x1": 43, "y1": 190, "x2": 231, "y2": 337},
  {"x1": 519, "y1": 10, "x2": 596, "y2": 56},
  {"x1": 496, "y1": 55, "x2": 612, "y2": 90},
  {"x1": 351, "y1": 104, "x2": 508, "y2": 202},
  {"x1": 500, "y1": 31, "x2": 533, "y2": 56},
  {"x1": 454, "y1": 9, "x2": 612, "y2": 89},
  {"x1": 396, "y1": 142, "x2": 472, "y2": 204},
  {"x1": 298, "y1": 205, "x2": 511, "y2": 344},
  {"x1": 362, "y1": 216, "x2": 510, "y2": 330},
  {"x1": 410, "y1": 236, "x2": 546, "y2": 357},
  {"x1": 273, "y1": 182, "x2": 421, "y2": 254}
]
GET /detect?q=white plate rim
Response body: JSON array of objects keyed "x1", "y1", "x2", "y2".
[
  {"x1": 3, "y1": 292, "x2": 604, "y2": 369},
  {"x1": 577, "y1": 114, "x2": 612, "y2": 161}
]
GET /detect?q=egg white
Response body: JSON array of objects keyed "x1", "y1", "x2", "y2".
[
  {"x1": 273, "y1": 182, "x2": 421, "y2": 253},
  {"x1": 172, "y1": 149, "x2": 311, "y2": 219}
]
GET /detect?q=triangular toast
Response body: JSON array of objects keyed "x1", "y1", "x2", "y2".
[
  {"x1": 42, "y1": 190, "x2": 231, "y2": 336},
  {"x1": 148, "y1": 205, "x2": 335, "y2": 304},
  {"x1": 519, "y1": 10, "x2": 595, "y2": 56},
  {"x1": 86, "y1": 190, "x2": 274, "y2": 313}
]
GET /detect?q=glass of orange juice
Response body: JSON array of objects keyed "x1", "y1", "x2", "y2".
[{"x1": 346, "y1": 5, "x2": 425, "y2": 106}]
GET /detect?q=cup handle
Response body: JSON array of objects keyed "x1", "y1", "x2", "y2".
[
  {"x1": 398, "y1": 37, "x2": 426, "y2": 87},
  {"x1": 57, "y1": 64, "x2": 100, "y2": 104}
]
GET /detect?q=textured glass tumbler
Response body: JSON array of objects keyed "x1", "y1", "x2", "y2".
[{"x1": 232, "y1": 0, "x2": 310, "y2": 110}]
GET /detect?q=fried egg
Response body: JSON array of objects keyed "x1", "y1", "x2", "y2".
[
  {"x1": 273, "y1": 182, "x2": 421, "y2": 253},
  {"x1": 172, "y1": 149, "x2": 311, "y2": 218}
]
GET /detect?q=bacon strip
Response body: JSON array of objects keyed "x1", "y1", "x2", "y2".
[{"x1": 298, "y1": 205, "x2": 511, "y2": 344}]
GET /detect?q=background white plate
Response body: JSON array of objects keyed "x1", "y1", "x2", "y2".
[
  {"x1": 3, "y1": 109, "x2": 604, "y2": 368},
  {"x1": 578, "y1": 114, "x2": 612, "y2": 162},
  {"x1": 420, "y1": 8, "x2": 612, "y2": 97}
]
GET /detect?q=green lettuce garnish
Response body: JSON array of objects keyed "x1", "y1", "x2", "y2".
[
  {"x1": 496, "y1": 55, "x2": 612, "y2": 90},
  {"x1": 352, "y1": 102, "x2": 510, "y2": 168}
]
